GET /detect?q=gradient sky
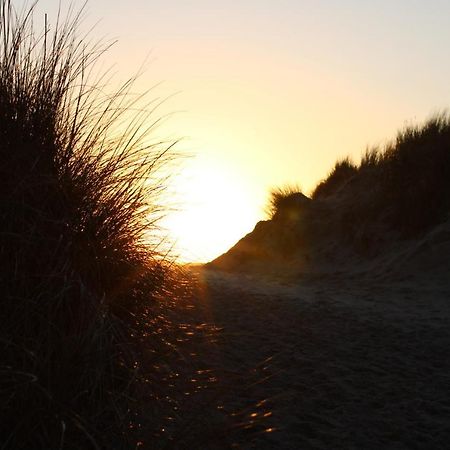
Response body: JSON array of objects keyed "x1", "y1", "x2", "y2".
[{"x1": 25, "y1": 0, "x2": 450, "y2": 261}]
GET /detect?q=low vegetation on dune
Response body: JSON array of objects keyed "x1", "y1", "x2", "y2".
[
  {"x1": 313, "y1": 115, "x2": 450, "y2": 236},
  {"x1": 0, "y1": 2, "x2": 188, "y2": 448},
  {"x1": 312, "y1": 157, "x2": 357, "y2": 200},
  {"x1": 269, "y1": 115, "x2": 450, "y2": 250},
  {"x1": 266, "y1": 185, "x2": 304, "y2": 219},
  {"x1": 213, "y1": 115, "x2": 450, "y2": 270}
]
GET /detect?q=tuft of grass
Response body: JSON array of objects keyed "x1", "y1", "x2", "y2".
[
  {"x1": 381, "y1": 115, "x2": 450, "y2": 234},
  {"x1": 264, "y1": 114, "x2": 450, "y2": 258},
  {"x1": 266, "y1": 185, "x2": 305, "y2": 219},
  {"x1": 312, "y1": 157, "x2": 357, "y2": 199},
  {"x1": 309, "y1": 113, "x2": 450, "y2": 249},
  {"x1": 0, "y1": 1, "x2": 181, "y2": 448}
]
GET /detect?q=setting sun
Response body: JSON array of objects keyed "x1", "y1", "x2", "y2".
[{"x1": 162, "y1": 156, "x2": 260, "y2": 262}]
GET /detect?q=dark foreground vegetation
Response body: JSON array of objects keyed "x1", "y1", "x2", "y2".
[{"x1": 0, "y1": 2, "x2": 198, "y2": 448}]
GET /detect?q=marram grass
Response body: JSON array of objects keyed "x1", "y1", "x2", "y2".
[{"x1": 0, "y1": 1, "x2": 181, "y2": 448}]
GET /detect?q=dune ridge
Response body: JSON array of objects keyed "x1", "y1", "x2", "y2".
[{"x1": 211, "y1": 115, "x2": 450, "y2": 280}]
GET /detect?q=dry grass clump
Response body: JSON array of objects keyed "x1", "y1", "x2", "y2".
[
  {"x1": 262, "y1": 115, "x2": 450, "y2": 259},
  {"x1": 311, "y1": 114, "x2": 450, "y2": 240},
  {"x1": 266, "y1": 185, "x2": 305, "y2": 219},
  {"x1": 0, "y1": 1, "x2": 180, "y2": 448},
  {"x1": 313, "y1": 157, "x2": 357, "y2": 199},
  {"x1": 381, "y1": 115, "x2": 450, "y2": 234}
]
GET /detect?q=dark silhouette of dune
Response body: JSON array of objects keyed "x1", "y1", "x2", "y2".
[{"x1": 211, "y1": 115, "x2": 450, "y2": 279}]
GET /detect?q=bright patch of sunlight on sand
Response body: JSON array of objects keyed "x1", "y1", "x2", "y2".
[{"x1": 162, "y1": 157, "x2": 260, "y2": 263}]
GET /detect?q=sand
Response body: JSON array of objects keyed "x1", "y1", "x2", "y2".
[{"x1": 169, "y1": 267, "x2": 450, "y2": 449}]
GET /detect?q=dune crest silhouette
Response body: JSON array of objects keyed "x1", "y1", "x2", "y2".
[{"x1": 211, "y1": 114, "x2": 450, "y2": 278}]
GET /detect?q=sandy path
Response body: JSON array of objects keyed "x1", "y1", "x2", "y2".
[{"x1": 182, "y1": 268, "x2": 450, "y2": 449}]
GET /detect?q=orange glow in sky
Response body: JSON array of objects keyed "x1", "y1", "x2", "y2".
[
  {"x1": 162, "y1": 155, "x2": 261, "y2": 262},
  {"x1": 27, "y1": 0, "x2": 450, "y2": 262}
]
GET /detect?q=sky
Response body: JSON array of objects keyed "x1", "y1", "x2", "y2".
[{"x1": 22, "y1": 0, "x2": 450, "y2": 262}]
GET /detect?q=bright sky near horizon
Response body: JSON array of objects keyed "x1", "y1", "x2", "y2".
[{"x1": 24, "y1": 0, "x2": 450, "y2": 262}]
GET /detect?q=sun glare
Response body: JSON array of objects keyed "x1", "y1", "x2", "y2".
[{"x1": 162, "y1": 158, "x2": 260, "y2": 263}]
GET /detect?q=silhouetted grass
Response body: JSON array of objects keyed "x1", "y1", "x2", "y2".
[
  {"x1": 309, "y1": 114, "x2": 450, "y2": 253},
  {"x1": 0, "y1": 2, "x2": 182, "y2": 448},
  {"x1": 313, "y1": 157, "x2": 357, "y2": 199},
  {"x1": 265, "y1": 115, "x2": 450, "y2": 257},
  {"x1": 266, "y1": 185, "x2": 306, "y2": 219}
]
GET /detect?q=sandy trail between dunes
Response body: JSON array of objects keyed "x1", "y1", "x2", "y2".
[{"x1": 181, "y1": 268, "x2": 450, "y2": 449}]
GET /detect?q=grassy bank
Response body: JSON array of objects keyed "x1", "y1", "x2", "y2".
[
  {"x1": 212, "y1": 115, "x2": 450, "y2": 272},
  {"x1": 0, "y1": 2, "x2": 184, "y2": 448},
  {"x1": 270, "y1": 114, "x2": 450, "y2": 253}
]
